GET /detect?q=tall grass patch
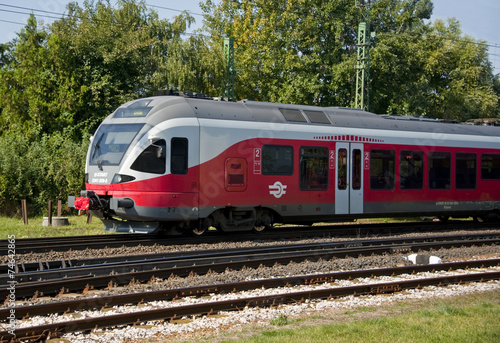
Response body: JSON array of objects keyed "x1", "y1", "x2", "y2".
[
  {"x1": 0, "y1": 215, "x2": 107, "y2": 239},
  {"x1": 214, "y1": 291, "x2": 500, "y2": 343}
]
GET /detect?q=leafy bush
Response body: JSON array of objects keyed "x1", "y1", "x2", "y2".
[{"x1": 0, "y1": 129, "x2": 89, "y2": 216}]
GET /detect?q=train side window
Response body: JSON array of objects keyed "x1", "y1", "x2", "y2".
[
  {"x1": 171, "y1": 138, "x2": 188, "y2": 174},
  {"x1": 481, "y1": 154, "x2": 500, "y2": 180},
  {"x1": 400, "y1": 150, "x2": 423, "y2": 190},
  {"x1": 370, "y1": 149, "x2": 395, "y2": 190},
  {"x1": 429, "y1": 152, "x2": 451, "y2": 190},
  {"x1": 300, "y1": 147, "x2": 328, "y2": 190},
  {"x1": 262, "y1": 145, "x2": 293, "y2": 175},
  {"x1": 352, "y1": 149, "x2": 362, "y2": 190},
  {"x1": 456, "y1": 153, "x2": 476, "y2": 189},
  {"x1": 337, "y1": 149, "x2": 347, "y2": 190},
  {"x1": 130, "y1": 139, "x2": 166, "y2": 174}
]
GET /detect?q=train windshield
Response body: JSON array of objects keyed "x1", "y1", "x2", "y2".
[{"x1": 90, "y1": 124, "x2": 144, "y2": 166}]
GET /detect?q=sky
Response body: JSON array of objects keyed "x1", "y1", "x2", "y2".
[{"x1": 0, "y1": 0, "x2": 499, "y2": 72}]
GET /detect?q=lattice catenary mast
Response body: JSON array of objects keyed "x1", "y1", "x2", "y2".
[
  {"x1": 223, "y1": 37, "x2": 235, "y2": 101},
  {"x1": 355, "y1": 0, "x2": 371, "y2": 111}
]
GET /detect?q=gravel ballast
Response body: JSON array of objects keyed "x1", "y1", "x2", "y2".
[{"x1": 4, "y1": 229, "x2": 499, "y2": 342}]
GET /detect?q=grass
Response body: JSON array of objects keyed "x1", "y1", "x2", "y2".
[
  {"x1": 269, "y1": 314, "x2": 290, "y2": 327},
  {"x1": 190, "y1": 290, "x2": 500, "y2": 343},
  {"x1": 0, "y1": 214, "x2": 110, "y2": 239}
]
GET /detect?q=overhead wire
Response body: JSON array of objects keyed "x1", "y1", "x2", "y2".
[
  {"x1": 0, "y1": 2, "x2": 498, "y2": 70},
  {"x1": 0, "y1": 3, "x2": 67, "y2": 20},
  {"x1": 0, "y1": 18, "x2": 25, "y2": 26},
  {"x1": 0, "y1": 2, "x2": 206, "y2": 36},
  {"x1": 145, "y1": 3, "x2": 203, "y2": 17},
  {"x1": 0, "y1": 2, "x2": 498, "y2": 48},
  {"x1": 0, "y1": 3, "x2": 66, "y2": 16}
]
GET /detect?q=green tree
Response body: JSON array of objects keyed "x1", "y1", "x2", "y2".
[
  {"x1": 493, "y1": 74, "x2": 500, "y2": 111},
  {"x1": 47, "y1": 0, "x2": 195, "y2": 133},
  {"x1": 164, "y1": 32, "x2": 223, "y2": 96},
  {"x1": 0, "y1": 0, "x2": 202, "y2": 215},
  {"x1": 0, "y1": 15, "x2": 48, "y2": 134},
  {"x1": 371, "y1": 16, "x2": 499, "y2": 120},
  {"x1": 421, "y1": 19, "x2": 498, "y2": 120},
  {"x1": 0, "y1": 127, "x2": 89, "y2": 215},
  {"x1": 0, "y1": 0, "x2": 198, "y2": 137},
  {"x1": 201, "y1": 0, "x2": 359, "y2": 105},
  {"x1": 201, "y1": 0, "x2": 499, "y2": 119}
]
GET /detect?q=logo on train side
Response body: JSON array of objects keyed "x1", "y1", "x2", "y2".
[{"x1": 269, "y1": 181, "x2": 287, "y2": 198}]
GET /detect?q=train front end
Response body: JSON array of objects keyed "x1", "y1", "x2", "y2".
[{"x1": 68, "y1": 96, "x2": 200, "y2": 234}]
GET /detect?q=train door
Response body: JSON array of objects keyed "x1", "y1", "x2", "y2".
[{"x1": 335, "y1": 143, "x2": 364, "y2": 214}]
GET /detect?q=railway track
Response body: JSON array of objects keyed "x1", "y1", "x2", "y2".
[
  {"x1": 1, "y1": 220, "x2": 497, "y2": 255},
  {"x1": 0, "y1": 233, "x2": 153, "y2": 255},
  {"x1": 2, "y1": 233, "x2": 499, "y2": 300},
  {"x1": 1, "y1": 259, "x2": 499, "y2": 342},
  {"x1": 4, "y1": 231, "x2": 499, "y2": 274}
]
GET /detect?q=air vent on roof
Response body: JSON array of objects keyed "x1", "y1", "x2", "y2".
[
  {"x1": 279, "y1": 108, "x2": 307, "y2": 122},
  {"x1": 157, "y1": 89, "x2": 211, "y2": 99},
  {"x1": 381, "y1": 114, "x2": 439, "y2": 122},
  {"x1": 304, "y1": 110, "x2": 331, "y2": 124}
]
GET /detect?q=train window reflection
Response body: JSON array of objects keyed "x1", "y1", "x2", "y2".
[
  {"x1": 352, "y1": 149, "x2": 361, "y2": 190},
  {"x1": 429, "y1": 151, "x2": 451, "y2": 190},
  {"x1": 131, "y1": 139, "x2": 166, "y2": 174},
  {"x1": 337, "y1": 149, "x2": 347, "y2": 190},
  {"x1": 300, "y1": 147, "x2": 328, "y2": 190},
  {"x1": 171, "y1": 138, "x2": 188, "y2": 174},
  {"x1": 89, "y1": 124, "x2": 144, "y2": 166},
  {"x1": 262, "y1": 145, "x2": 293, "y2": 175},
  {"x1": 481, "y1": 154, "x2": 500, "y2": 180},
  {"x1": 400, "y1": 150, "x2": 423, "y2": 190},
  {"x1": 456, "y1": 153, "x2": 476, "y2": 189},
  {"x1": 370, "y1": 149, "x2": 395, "y2": 190}
]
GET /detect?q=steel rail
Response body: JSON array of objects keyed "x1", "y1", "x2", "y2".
[
  {"x1": 2, "y1": 235, "x2": 499, "y2": 299},
  {"x1": 4, "y1": 232, "x2": 499, "y2": 275},
  {"x1": 0, "y1": 233, "x2": 155, "y2": 255},
  {"x1": 1, "y1": 258, "x2": 498, "y2": 320},
  {"x1": 1, "y1": 269, "x2": 499, "y2": 342},
  {"x1": 1, "y1": 221, "x2": 496, "y2": 255}
]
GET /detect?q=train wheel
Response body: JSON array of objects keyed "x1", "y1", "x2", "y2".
[
  {"x1": 252, "y1": 212, "x2": 273, "y2": 234},
  {"x1": 191, "y1": 218, "x2": 212, "y2": 236},
  {"x1": 191, "y1": 226, "x2": 206, "y2": 236},
  {"x1": 474, "y1": 216, "x2": 487, "y2": 223},
  {"x1": 252, "y1": 224, "x2": 267, "y2": 233},
  {"x1": 437, "y1": 216, "x2": 449, "y2": 223}
]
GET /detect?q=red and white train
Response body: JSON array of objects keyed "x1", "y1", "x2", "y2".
[{"x1": 69, "y1": 93, "x2": 500, "y2": 234}]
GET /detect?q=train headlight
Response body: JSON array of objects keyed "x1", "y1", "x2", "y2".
[{"x1": 112, "y1": 174, "x2": 136, "y2": 183}]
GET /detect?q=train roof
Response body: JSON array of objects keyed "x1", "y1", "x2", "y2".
[{"x1": 113, "y1": 95, "x2": 500, "y2": 137}]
